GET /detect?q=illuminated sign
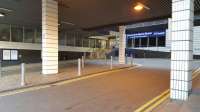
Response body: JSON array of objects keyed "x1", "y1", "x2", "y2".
[{"x1": 127, "y1": 31, "x2": 166, "y2": 39}]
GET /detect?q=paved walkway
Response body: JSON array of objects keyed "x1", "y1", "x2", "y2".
[{"x1": 0, "y1": 59, "x2": 129, "y2": 92}]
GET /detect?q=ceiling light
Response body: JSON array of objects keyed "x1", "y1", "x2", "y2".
[
  {"x1": 0, "y1": 12, "x2": 5, "y2": 17},
  {"x1": 0, "y1": 8, "x2": 12, "y2": 12},
  {"x1": 133, "y1": 3, "x2": 150, "y2": 11},
  {"x1": 134, "y1": 4, "x2": 144, "y2": 11}
]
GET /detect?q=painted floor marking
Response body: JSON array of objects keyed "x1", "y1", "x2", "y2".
[
  {"x1": 0, "y1": 66, "x2": 139, "y2": 97},
  {"x1": 134, "y1": 67, "x2": 200, "y2": 112}
]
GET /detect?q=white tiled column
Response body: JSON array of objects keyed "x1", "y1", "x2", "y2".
[
  {"x1": 42, "y1": 0, "x2": 58, "y2": 75},
  {"x1": 170, "y1": 0, "x2": 194, "y2": 100},
  {"x1": 119, "y1": 26, "x2": 126, "y2": 64}
]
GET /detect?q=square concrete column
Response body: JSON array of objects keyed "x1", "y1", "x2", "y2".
[
  {"x1": 171, "y1": 0, "x2": 194, "y2": 100},
  {"x1": 42, "y1": 0, "x2": 58, "y2": 75},
  {"x1": 119, "y1": 26, "x2": 126, "y2": 64}
]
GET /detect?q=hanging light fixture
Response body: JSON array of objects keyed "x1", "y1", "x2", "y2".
[
  {"x1": 0, "y1": 12, "x2": 5, "y2": 17},
  {"x1": 134, "y1": 2, "x2": 150, "y2": 11}
]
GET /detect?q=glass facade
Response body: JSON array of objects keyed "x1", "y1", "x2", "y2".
[
  {"x1": 0, "y1": 24, "x2": 10, "y2": 41},
  {"x1": 0, "y1": 23, "x2": 107, "y2": 49}
]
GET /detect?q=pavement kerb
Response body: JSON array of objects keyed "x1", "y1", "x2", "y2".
[
  {"x1": 134, "y1": 67, "x2": 200, "y2": 112},
  {"x1": 0, "y1": 65, "x2": 134, "y2": 97}
]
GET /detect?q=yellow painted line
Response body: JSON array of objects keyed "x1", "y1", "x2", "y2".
[
  {"x1": 143, "y1": 94, "x2": 170, "y2": 112},
  {"x1": 0, "y1": 66, "x2": 138, "y2": 97},
  {"x1": 134, "y1": 90, "x2": 170, "y2": 112},
  {"x1": 0, "y1": 85, "x2": 50, "y2": 97},
  {"x1": 54, "y1": 67, "x2": 135, "y2": 86},
  {"x1": 134, "y1": 67, "x2": 200, "y2": 112}
]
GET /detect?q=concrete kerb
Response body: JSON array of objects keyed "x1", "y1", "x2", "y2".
[{"x1": 0, "y1": 65, "x2": 134, "y2": 97}]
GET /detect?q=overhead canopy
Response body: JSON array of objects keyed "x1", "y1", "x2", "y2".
[{"x1": 0, "y1": 0, "x2": 200, "y2": 29}]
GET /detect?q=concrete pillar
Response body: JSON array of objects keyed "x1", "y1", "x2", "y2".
[
  {"x1": 171, "y1": 0, "x2": 194, "y2": 100},
  {"x1": 119, "y1": 26, "x2": 126, "y2": 64},
  {"x1": 42, "y1": 0, "x2": 58, "y2": 75}
]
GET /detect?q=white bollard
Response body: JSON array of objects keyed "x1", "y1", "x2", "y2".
[
  {"x1": 82, "y1": 56, "x2": 84, "y2": 68},
  {"x1": 110, "y1": 56, "x2": 113, "y2": 69},
  {"x1": 21, "y1": 63, "x2": 25, "y2": 86},
  {"x1": 105, "y1": 55, "x2": 107, "y2": 65},
  {"x1": 78, "y1": 58, "x2": 81, "y2": 76},
  {"x1": 126, "y1": 54, "x2": 128, "y2": 64},
  {"x1": 131, "y1": 54, "x2": 134, "y2": 65}
]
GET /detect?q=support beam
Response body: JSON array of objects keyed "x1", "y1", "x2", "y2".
[
  {"x1": 119, "y1": 26, "x2": 126, "y2": 64},
  {"x1": 170, "y1": 0, "x2": 194, "y2": 100},
  {"x1": 42, "y1": 0, "x2": 58, "y2": 75}
]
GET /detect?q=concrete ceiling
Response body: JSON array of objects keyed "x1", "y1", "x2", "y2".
[{"x1": 0, "y1": 0, "x2": 200, "y2": 29}]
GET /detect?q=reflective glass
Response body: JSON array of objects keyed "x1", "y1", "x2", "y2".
[{"x1": 0, "y1": 24, "x2": 10, "y2": 41}]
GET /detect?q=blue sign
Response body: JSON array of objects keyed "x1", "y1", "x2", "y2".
[{"x1": 127, "y1": 31, "x2": 166, "y2": 39}]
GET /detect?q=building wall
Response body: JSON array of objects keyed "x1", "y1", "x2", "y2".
[
  {"x1": 130, "y1": 26, "x2": 200, "y2": 55},
  {"x1": 0, "y1": 50, "x2": 86, "y2": 67}
]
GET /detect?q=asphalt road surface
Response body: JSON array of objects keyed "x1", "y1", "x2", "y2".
[{"x1": 0, "y1": 67, "x2": 170, "y2": 112}]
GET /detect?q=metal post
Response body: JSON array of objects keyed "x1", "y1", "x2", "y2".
[
  {"x1": 74, "y1": 36, "x2": 76, "y2": 47},
  {"x1": 82, "y1": 56, "x2": 84, "y2": 68},
  {"x1": 82, "y1": 39, "x2": 84, "y2": 47},
  {"x1": 9, "y1": 24, "x2": 12, "y2": 42},
  {"x1": 0, "y1": 60, "x2": 2, "y2": 77},
  {"x1": 105, "y1": 54, "x2": 107, "y2": 65},
  {"x1": 156, "y1": 37, "x2": 158, "y2": 47},
  {"x1": 110, "y1": 56, "x2": 113, "y2": 69},
  {"x1": 78, "y1": 59, "x2": 81, "y2": 76},
  {"x1": 22, "y1": 26, "x2": 25, "y2": 42},
  {"x1": 21, "y1": 63, "x2": 25, "y2": 86},
  {"x1": 126, "y1": 54, "x2": 128, "y2": 64},
  {"x1": 139, "y1": 38, "x2": 142, "y2": 47},
  {"x1": 131, "y1": 54, "x2": 134, "y2": 65},
  {"x1": 89, "y1": 39, "x2": 91, "y2": 48}
]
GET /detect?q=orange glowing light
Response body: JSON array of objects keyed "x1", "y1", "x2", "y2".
[{"x1": 134, "y1": 4, "x2": 144, "y2": 11}]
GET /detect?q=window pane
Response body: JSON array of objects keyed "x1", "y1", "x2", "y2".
[
  {"x1": 35, "y1": 28, "x2": 42, "y2": 43},
  {"x1": 149, "y1": 37, "x2": 156, "y2": 47},
  {"x1": 11, "y1": 26, "x2": 23, "y2": 42},
  {"x1": 158, "y1": 37, "x2": 165, "y2": 47},
  {"x1": 24, "y1": 28, "x2": 34, "y2": 43},
  {"x1": 127, "y1": 38, "x2": 132, "y2": 48},
  {"x1": 59, "y1": 30, "x2": 65, "y2": 45},
  {"x1": 0, "y1": 24, "x2": 10, "y2": 41},
  {"x1": 135, "y1": 38, "x2": 140, "y2": 47},
  {"x1": 141, "y1": 38, "x2": 147, "y2": 47}
]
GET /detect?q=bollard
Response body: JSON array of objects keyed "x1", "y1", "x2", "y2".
[
  {"x1": 131, "y1": 54, "x2": 134, "y2": 65},
  {"x1": 105, "y1": 55, "x2": 107, "y2": 65},
  {"x1": 82, "y1": 56, "x2": 84, "y2": 68},
  {"x1": 110, "y1": 56, "x2": 113, "y2": 69},
  {"x1": 78, "y1": 58, "x2": 81, "y2": 76},
  {"x1": 0, "y1": 61, "x2": 1, "y2": 77},
  {"x1": 21, "y1": 63, "x2": 25, "y2": 86},
  {"x1": 125, "y1": 54, "x2": 128, "y2": 64}
]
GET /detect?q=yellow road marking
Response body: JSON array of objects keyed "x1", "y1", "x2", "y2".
[
  {"x1": 0, "y1": 85, "x2": 50, "y2": 97},
  {"x1": 54, "y1": 67, "x2": 132, "y2": 86},
  {"x1": 0, "y1": 66, "x2": 137, "y2": 97},
  {"x1": 134, "y1": 68, "x2": 200, "y2": 112},
  {"x1": 143, "y1": 94, "x2": 170, "y2": 112},
  {"x1": 134, "y1": 90, "x2": 170, "y2": 112}
]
